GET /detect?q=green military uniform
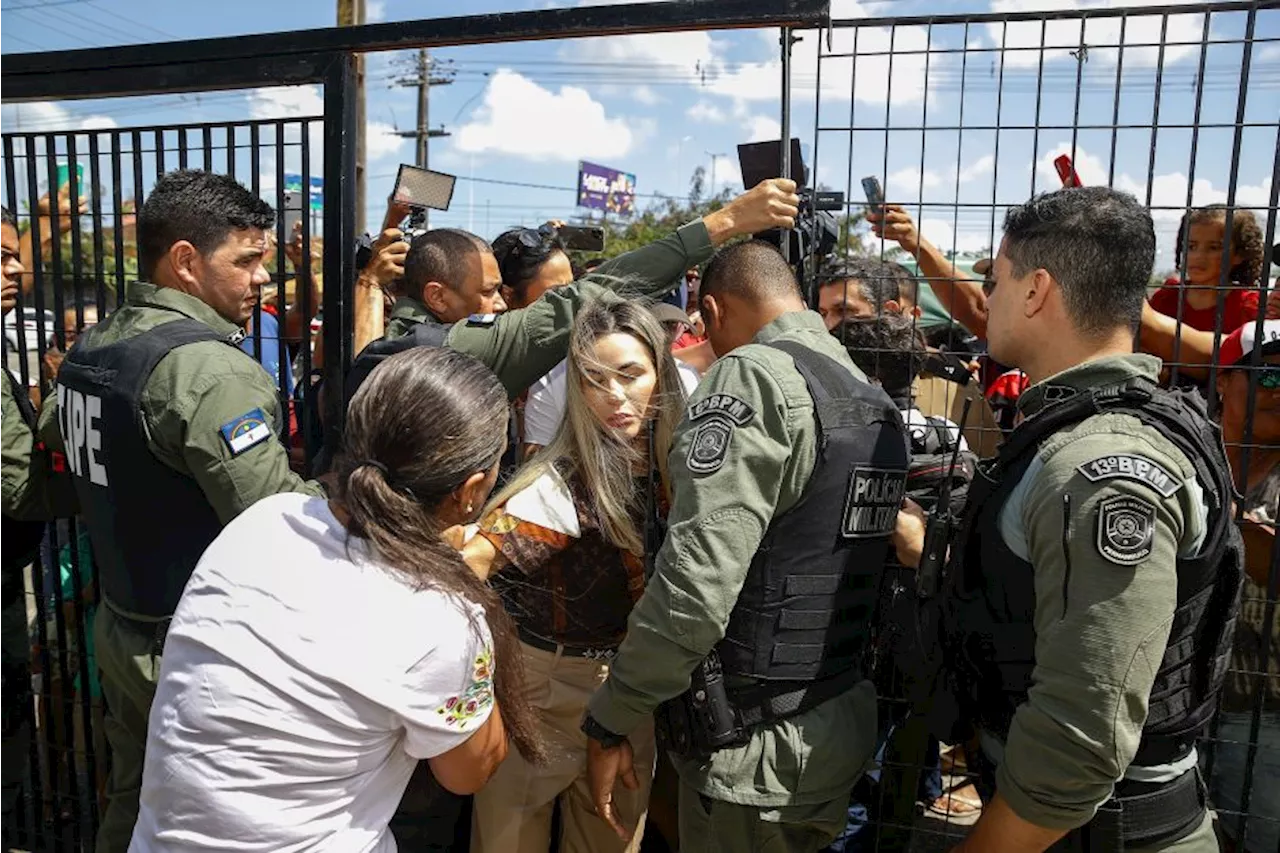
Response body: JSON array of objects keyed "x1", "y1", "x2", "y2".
[
  {"x1": 967, "y1": 355, "x2": 1218, "y2": 852},
  {"x1": 38, "y1": 281, "x2": 322, "y2": 853},
  {"x1": 2, "y1": 366, "x2": 76, "y2": 833},
  {"x1": 379, "y1": 220, "x2": 713, "y2": 397},
  {"x1": 587, "y1": 311, "x2": 881, "y2": 852}
]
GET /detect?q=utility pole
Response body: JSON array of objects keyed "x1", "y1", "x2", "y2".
[
  {"x1": 393, "y1": 50, "x2": 454, "y2": 229},
  {"x1": 706, "y1": 151, "x2": 726, "y2": 197},
  {"x1": 336, "y1": 0, "x2": 366, "y2": 232}
]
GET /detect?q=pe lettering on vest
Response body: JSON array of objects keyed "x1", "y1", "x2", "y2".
[
  {"x1": 57, "y1": 384, "x2": 109, "y2": 487},
  {"x1": 1076, "y1": 453, "x2": 1180, "y2": 498},
  {"x1": 219, "y1": 408, "x2": 273, "y2": 456},
  {"x1": 842, "y1": 467, "x2": 906, "y2": 539}
]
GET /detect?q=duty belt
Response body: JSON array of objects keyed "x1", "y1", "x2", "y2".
[
  {"x1": 1083, "y1": 767, "x2": 1208, "y2": 851},
  {"x1": 518, "y1": 627, "x2": 617, "y2": 662}
]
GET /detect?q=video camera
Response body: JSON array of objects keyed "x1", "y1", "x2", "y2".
[{"x1": 737, "y1": 139, "x2": 844, "y2": 283}]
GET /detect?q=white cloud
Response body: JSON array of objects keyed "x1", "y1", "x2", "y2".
[
  {"x1": 565, "y1": 29, "x2": 722, "y2": 77},
  {"x1": 632, "y1": 85, "x2": 661, "y2": 106},
  {"x1": 454, "y1": 70, "x2": 633, "y2": 162},
  {"x1": 686, "y1": 101, "x2": 728, "y2": 124},
  {"x1": 919, "y1": 218, "x2": 993, "y2": 254},
  {"x1": 885, "y1": 167, "x2": 943, "y2": 199},
  {"x1": 248, "y1": 86, "x2": 324, "y2": 120},
  {"x1": 366, "y1": 0, "x2": 386, "y2": 22},
  {"x1": 986, "y1": 0, "x2": 1209, "y2": 69},
  {"x1": 1035, "y1": 143, "x2": 1111, "y2": 189},
  {"x1": 745, "y1": 115, "x2": 782, "y2": 143},
  {"x1": 959, "y1": 155, "x2": 995, "y2": 184},
  {"x1": 707, "y1": 12, "x2": 932, "y2": 106},
  {"x1": 708, "y1": 156, "x2": 743, "y2": 191},
  {"x1": 0, "y1": 101, "x2": 117, "y2": 133},
  {"x1": 366, "y1": 121, "x2": 406, "y2": 161}
]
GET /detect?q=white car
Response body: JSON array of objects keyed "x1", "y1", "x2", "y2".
[{"x1": 3, "y1": 307, "x2": 56, "y2": 352}]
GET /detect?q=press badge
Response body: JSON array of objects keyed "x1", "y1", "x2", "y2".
[
  {"x1": 841, "y1": 467, "x2": 907, "y2": 538},
  {"x1": 219, "y1": 408, "x2": 273, "y2": 456}
]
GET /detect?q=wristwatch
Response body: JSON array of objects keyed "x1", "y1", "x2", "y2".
[{"x1": 581, "y1": 713, "x2": 627, "y2": 749}]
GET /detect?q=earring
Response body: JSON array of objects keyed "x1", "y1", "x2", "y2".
[{"x1": 467, "y1": 503, "x2": 474, "y2": 513}]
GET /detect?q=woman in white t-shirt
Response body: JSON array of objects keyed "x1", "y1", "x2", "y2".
[{"x1": 130, "y1": 347, "x2": 544, "y2": 853}]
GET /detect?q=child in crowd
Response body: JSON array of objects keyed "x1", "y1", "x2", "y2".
[{"x1": 1149, "y1": 205, "x2": 1265, "y2": 334}]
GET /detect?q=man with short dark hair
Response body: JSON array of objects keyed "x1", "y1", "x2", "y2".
[
  {"x1": 585, "y1": 241, "x2": 909, "y2": 852},
  {"x1": 892, "y1": 187, "x2": 1240, "y2": 852},
  {"x1": 38, "y1": 169, "x2": 321, "y2": 853},
  {"x1": 816, "y1": 257, "x2": 907, "y2": 330},
  {"x1": 388, "y1": 228, "x2": 504, "y2": 334}
]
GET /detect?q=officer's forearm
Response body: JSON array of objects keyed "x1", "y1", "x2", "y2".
[
  {"x1": 952, "y1": 794, "x2": 1066, "y2": 853},
  {"x1": 588, "y1": 221, "x2": 713, "y2": 301}
]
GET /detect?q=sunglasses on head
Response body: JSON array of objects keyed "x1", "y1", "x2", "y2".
[{"x1": 514, "y1": 224, "x2": 558, "y2": 253}]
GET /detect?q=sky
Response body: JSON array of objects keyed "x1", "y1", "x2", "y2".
[{"x1": 1, "y1": 0, "x2": 1277, "y2": 271}]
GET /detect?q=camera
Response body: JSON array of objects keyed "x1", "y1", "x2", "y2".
[{"x1": 737, "y1": 139, "x2": 844, "y2": 283}]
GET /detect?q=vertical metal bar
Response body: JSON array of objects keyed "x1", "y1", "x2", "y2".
[
  {"x1": 42, "y1": 137, "x2": 61, "y2": 371},
  {"x1": 20, "y1": 136, "x2": 42, "y2": 393},
  {"x1": 299, "y1": 119, "x2": 314, "y2": 466},
  {"x1": 988, "y1": 21, "x2": 1008, "y2": 259},
  {"x1": 323, "y1": 52, "x2": 359, "y2": 443},
  {"x1": 178, "y1": 126, "x2": 189, "y2": 170},
  {"x1": 840, "y1": 26, "x2": 860, "y2": 270},
  {"x1": 225, "y1": 124, "x2": 237, "y2": 180},
  {"x1": 154, "y1": 128, "x2": 165, "y2": 178},
  {"x1": 202, "y1": 125, "x2": 213, "y2": 171},
  {"x1": 878, "y1": 24, "x2": 897, "y2": 260},
  {"x1": 1167, "y1": 10, "x2": 1212, "y2": 389},
  {"x1": 779, "y1": 26, "x2": 793, "y2": 264},
  {"x1": 4, "y1": 135, "x2": 30, "y2": 391},
  {"x1": 1067, "y1": 14, "x2": 1088, "y2": 175},
  {"x1": 948, "y1": 21, "x2": 972, "y2": 352},
  {"x1": 913, "y1": 21, "x2": 934, "y2": 311},
  {"x1": 66, "y1": 133, "x2": 84, "y2": 342},
  {"x1": 1029, "y1": 17, "x2": 1048, "y2": 197},
  {"x1": 807, "y1": 23, "x2": 824, "y2": 307},
  {"x1": 131, "y1": 130, "x2": 144, "y2": 230},
  {"x1": 110, "y1": 131, "x2": 125, "y2": 305},
  {"x1": 1106, "y1": 15, "x2": 1128, "y2": 187},
  {"x1": 1143, "y1": 14, "x2": 1170, "y2": 210},
  {"x1": 88, "y1": 131, "x2": 108, "y2": 315}
]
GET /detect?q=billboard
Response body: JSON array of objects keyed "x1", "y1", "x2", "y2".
[
  {"x1": 576, "y1": 161, "x2": 636, "y2": 216},
  {"x1": 284, "y1": 174, "x2": 324, "y2": 211}
]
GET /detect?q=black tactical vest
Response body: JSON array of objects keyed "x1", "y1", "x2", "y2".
[
  {"x1": 2, "y1": 368, "x2": 48, "y2": 598},
  {"x1": 309, "y1": 320, "x2": 452, "y2": 476},
  {"x1": 948, "y1": 377, "x2": 1243, "y2": 769},
  {"x1": 55, "y1": 318, "x2": 248, "y2": 620},
  {"x1": 718, "y1": 340, "x2": 909, "y2": 722}
]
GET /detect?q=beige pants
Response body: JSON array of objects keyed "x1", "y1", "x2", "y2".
[{"x1": 471, "y1": 641, "x2": 656, "y2": 853}]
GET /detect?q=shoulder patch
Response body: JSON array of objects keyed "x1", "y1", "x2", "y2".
[
  {"x1": 219, "y1": 408, "x2": 273, "y2": 456},
  {"x1": 1096, "y1": 495, "x2": 1156, "y2": 566},
  {"x1": 686, "y1": 418, "x2": 733, "y2": 475},
  {"x1": 687, "y1": 393, "x2": 755, "y2": 426},
  {"x1": 466, "y1": 313, "x2": 497, "y2": 327},
  {"x1": 1076, "y1": 453, "x2": 1181, "y2": 498}
]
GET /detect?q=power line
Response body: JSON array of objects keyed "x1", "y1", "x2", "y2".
[{"x1": 1, "y1": 0, "x2": 99, "y2": 10}]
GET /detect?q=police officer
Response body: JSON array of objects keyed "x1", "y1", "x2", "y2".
[
  {"x1": 892, "y1": 187, "x2": 1241, "y2": 852},
  {"x1": 351, "y1": 179, "x2": 803, "y2": 401},
  {"x1": 1, "y1": 205, "x2": 76, "y2": 843},
  {"x1": 583, "y1": 240, "x2": 910, "y2": 852},
  {"x1": 35, "y1": 170, "x2": 323, "y2": 853}
]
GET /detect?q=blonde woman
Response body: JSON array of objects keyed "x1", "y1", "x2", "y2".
[{"x1": 464, "y1": 299, "x2": 685, "y2": 853}]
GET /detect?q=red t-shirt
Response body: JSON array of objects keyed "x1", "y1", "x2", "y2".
[{"x1": 1149, "y1": 279, "x2": 1260, "y2": 334}]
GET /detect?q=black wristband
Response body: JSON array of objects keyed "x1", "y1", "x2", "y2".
[{"x1": 581, "y1": 714, "x2": 627, "y2": 749}]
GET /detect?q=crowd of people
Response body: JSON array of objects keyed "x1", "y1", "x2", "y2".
[{"x1": 0, "y1": 162, "x2": 1276, "y2": 853}]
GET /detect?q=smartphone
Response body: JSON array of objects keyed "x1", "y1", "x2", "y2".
[
  {"x1": 923, "y1": 350, "x2": 973, "y2": 386},
  {"x1": 558, "y1": 225, "x2": 605, "y2": 252},
  {"x1": 861, "y1": 175, "x2": 885, "y2": 208},
  {"x1": 282, "y1": 190, "x2": 304, "y2": 239},
  {"x1": 1054, "y1": 155, "x2": 1082, "y2": 188},
  {"x1": 54, "y1": 163, "x2": 85, "y2": 198}
]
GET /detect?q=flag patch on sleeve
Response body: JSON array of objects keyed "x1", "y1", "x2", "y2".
[{"x1": 219, "y1": 408, "x2": 272, "y2": 456}]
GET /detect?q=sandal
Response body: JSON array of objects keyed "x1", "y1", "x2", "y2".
[{"x1": 925, "y1": 784, "x2": 983, "y2": 818}]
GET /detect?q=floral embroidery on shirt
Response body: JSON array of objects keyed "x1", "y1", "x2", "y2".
[{"x1": 436, "y1": 645, "x2": 495, "y2": 727}]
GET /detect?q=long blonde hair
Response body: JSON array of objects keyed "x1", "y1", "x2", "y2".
[{"x1": 493, "y1": 298, "x2": 685, "y2": 555}]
